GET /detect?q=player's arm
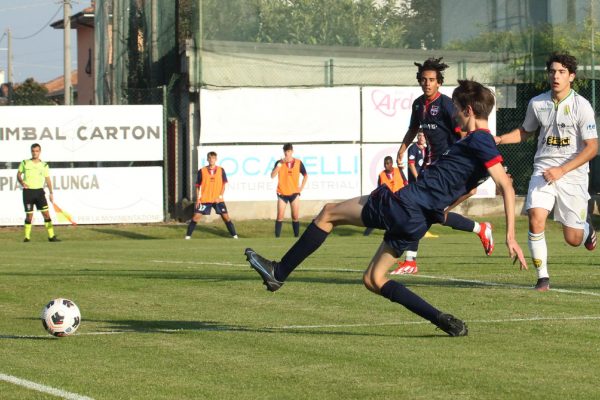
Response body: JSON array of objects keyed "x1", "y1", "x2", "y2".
[
  {"x1": 298, "y1": 162, "x2": 308, "y2": 193},
  {"x1": 495, "y1": 127, "x2": 533, "y2": 145},
  {"x1": 488, "y1": 163, "x2": 527, "y2": 270},
  {"x1": 195, "y1": 170, "x2": 202, "y2": 204},
  {"x1": 445, "y1": 188, "x2": 478, "y2": 213},
  {"x1": 397, "y1": 128, "x2": 419, "y2": 167},
  {"x1": 45, "y1": 175, "x2": 54, "y2": 202},
  {"x1": 408, "y1": 163, "x2": 418, "y2": 180},
  {"x1": 543, "y1": 138, "x2": 598, "y2": 183},
  {"x1": 195, "y1": 185, "x2": 202, "y2": 204},
  {"x1": 220, "y1": 169, "x2": 229, "y2": 200},
  {"x1": 270, "y1": 159, "x2": 283, "y2": 179},
  {"x1": 16, "y1": 170, "x2": 28, "y2": 189}
]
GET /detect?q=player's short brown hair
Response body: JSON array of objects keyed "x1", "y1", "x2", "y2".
[{"x1": 452, "y1": 80, "x2": 495, "y2": 119}]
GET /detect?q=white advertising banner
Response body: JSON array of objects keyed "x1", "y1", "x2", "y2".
[
  {"x1": 0, "y1": 167, "x2": 164, "y2": 226},
  {"x1": 196, "y1": 144, "x2": 361, "y2": 201},
  {"x1": 199, "y1": 87, "x2": 361, "y2": 143},
  {"x1": 0, "y1": 105, "x2": 163, "y2": 162},
  {"x1": 362, "y1": 86, "x2": 496, "y2": 143},
  {"x1": 362, "y1": 143, "x2": 496, "y2": 199}
]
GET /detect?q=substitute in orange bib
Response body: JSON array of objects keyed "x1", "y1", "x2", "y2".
[
  {"x1": 185, "y1": 152, "x2": 238, "y2": 239},
  {"x1": 271, "y1": 143, "x2": 308, "y2": 237}
]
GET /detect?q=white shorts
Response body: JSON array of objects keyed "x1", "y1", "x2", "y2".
[{"x1": 525, "y1": 175, "x2": 590, "y2": 229}]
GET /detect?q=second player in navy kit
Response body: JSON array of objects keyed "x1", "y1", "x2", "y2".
[{"x1": 393, "y1": 58, "x2": 493, "y2": 275}]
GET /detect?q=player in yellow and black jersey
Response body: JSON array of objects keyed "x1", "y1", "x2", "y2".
[{"x1": 16, "y1": 143, "x2": 60, "y2": 242}]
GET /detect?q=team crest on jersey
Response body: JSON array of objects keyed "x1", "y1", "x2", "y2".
[{"x1": 430, "y1": 105, "x2": 439, "y2": 116}]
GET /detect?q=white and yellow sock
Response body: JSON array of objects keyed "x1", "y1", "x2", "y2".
[{"x1": 528, "y1": 231, "x2": 548, "y2": 279}]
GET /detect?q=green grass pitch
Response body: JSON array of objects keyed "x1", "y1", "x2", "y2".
[{"x1": 0, "y1": 215, "x2": 598, "y2": 399}]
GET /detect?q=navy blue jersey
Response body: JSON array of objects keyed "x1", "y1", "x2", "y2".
[
  {"x1": 401, "y1": 129, "x2": 502, "y2": 216},
  {"x1": 406, "y1": 143, "x2": 428, "y2": 183},
  {"x1": 409, "y1": 93, "x2": 460, "y2": 162}
]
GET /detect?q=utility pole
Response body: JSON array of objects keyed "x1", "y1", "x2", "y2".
[
  {"x1": 7, "y1": 28, "x2": 12, "y2": 84},
  {"x1": 111, "y1": 0, "x2": 118, "y2": 104},
  {"x1": 591, "y1": 0, "x2": 596, "y2": 112},
  {"x1": 64, "y1": 0, "x2": 72, "y2": 105}
]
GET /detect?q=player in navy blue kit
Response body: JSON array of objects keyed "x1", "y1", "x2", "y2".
[
  {"x1": 393, "y1": 58, "x2": 493, "y2": 275},
  {"x1": 245, "y1": 80, "x2": 527, "y2": 336},
  {"x1": 406, "y1": 131, "x2": 429, "y2": 184}
]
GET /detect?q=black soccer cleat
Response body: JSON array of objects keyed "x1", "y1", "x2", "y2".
[
  {"x1": 245, "y1": 248, "x2": 283, "y2": 292},
  {"x1": 534, "y1": 277, "x2": 550, "y2": 292},
  {"x1": 23, "y1": 238, "x2": 30, "y2": 243},
  {"x1": 584, "y1": 214, "x2": 596, "y2": 251},
  {"x1": 48, "y1": 236, "x2": 61, "y2": 242},
  {"x1": 436, "y1": 313, "x2": 468, "y2": 337}
]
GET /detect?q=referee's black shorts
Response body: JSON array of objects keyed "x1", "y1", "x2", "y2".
[{"x1": 23, "y1": 188, "x2": 48, "y2": 213}]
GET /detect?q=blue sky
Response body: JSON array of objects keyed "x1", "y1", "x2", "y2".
[{"x1": 0, "y1": 0, "x2": 88, "y2": 84}]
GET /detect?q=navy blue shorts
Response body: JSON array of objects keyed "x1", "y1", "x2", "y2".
[
  {"x1": 361, "y1": 185, "x2": 440, "y2": 256},
  {"x1": 195, "y1": 202, "x2": 228, "y2": 215},
  {"x1": 277, "y1": 193, "x2": 299, "y2": 203}
]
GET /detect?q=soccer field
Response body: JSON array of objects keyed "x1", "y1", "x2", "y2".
[{"x1": 1, "y1": 216, "x2": 599, "y2": 399}]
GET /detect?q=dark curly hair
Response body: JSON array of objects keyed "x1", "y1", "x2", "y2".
[
  {"x1": 546, "y1": 52, "x2": 577, "y2": 74},
  {"x1": 415, "y1": 57, "x2": 449, "y2": 84}
]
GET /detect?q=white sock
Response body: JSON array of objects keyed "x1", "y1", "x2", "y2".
[
  {"x1": 405, "y1": 251, "x2": 418, "y2": 261},
  {"x1": 528, "y1": 231, "x2": 548, "y2": 279},
  {"x1": 472, "y1": 222, "x2": 481, "y2": 234}
]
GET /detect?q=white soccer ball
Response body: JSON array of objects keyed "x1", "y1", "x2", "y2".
[{"x1": 41, "y1": 298, "x2": 81, "y2": 337}]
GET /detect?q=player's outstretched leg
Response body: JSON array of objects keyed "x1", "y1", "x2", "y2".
[{"x1": 245, "y1": 248, "x2": 283, "y2": 292}]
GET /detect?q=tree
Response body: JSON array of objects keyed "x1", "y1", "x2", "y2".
[
  {"x1": 192, "y1": 0, "x2": 407, "y2": 48},
  {"x1": 12, "y1": 78, "x2": 53, "y2": 105},
  {"x1": 399, "y1": 0, "x2": 441, "y2": 50}
]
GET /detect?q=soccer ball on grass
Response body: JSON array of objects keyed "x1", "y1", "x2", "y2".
[{"x1": 41, "y1": 298, "x2": 81, "y2": 337}]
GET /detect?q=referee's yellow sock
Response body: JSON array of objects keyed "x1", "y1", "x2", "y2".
[
  {"x1": 24, "y1": 223, "x2": 32, "y2": 240},
  {"x1": 44, "y1": 220, "x2": 55, "y2": 239}
]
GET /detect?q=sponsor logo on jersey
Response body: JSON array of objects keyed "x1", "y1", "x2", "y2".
[
  {"x1": 420, "y1": 123, "x2": 438, "y2": 130},
  {"x1": 545, "y1": 136, "x2": 570, "y2": 147}
]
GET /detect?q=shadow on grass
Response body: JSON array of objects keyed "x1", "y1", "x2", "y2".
[
  {"x1": 91, "y1": 228, "x2": 160, "y2": 240},
  {"x1": 83, "y1": 318, "x2": 395, "y2": 337},
  {"x1": 0, "y1": 334, "x2": 55, "y2": 340}
]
